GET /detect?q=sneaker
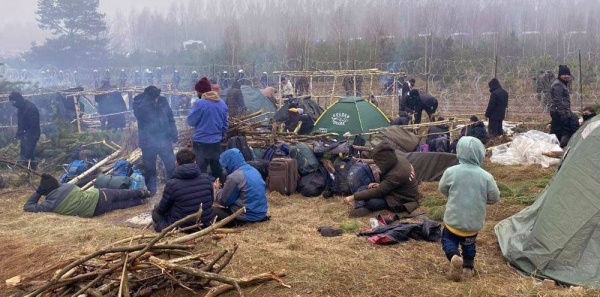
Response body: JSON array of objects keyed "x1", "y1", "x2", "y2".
[
  {"x1": 349, "y1": 207, "x2": 372, "y2": 218},
  {"x1": 463, "y1": 268, "x2": 474, "y2": 280},
  {"x1": 447, "y1": 255, "x2": 463, "y2": 282}
]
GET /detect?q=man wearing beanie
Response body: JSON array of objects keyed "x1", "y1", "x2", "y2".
[
  {"x1": 484, "y1": 78, "x2": 509, "y2": 137},
  {"x1": 549, "y1": 65, "x2": 572, "y2": 142},
  {"x1": 24, "y1": 174, "x2": 150, "y2": 217},
  {"x1": 187, "y1": 77, "x2": 229, "y2": 183},
  {"x1": 132, "y1": 86, "x2": 178, "y2": 196},
  {"x1": 8, "y1": 91, "x2": 40, "y2": 170}
]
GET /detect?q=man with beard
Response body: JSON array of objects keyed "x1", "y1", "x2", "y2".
[
  {"x1": 548, "y1": 65, "x2": 572, "y2": 142},
  {"x1": 9, "y1": 92, "x2": 40, "y2": 170},
  {"x1": 484, "y1": 78, "x2": 509, "y2": 137}
]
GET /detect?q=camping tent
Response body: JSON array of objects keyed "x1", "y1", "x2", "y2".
[
  {"x1": 220, "y1": 85, "x2": 276, "y2": 122},
  {"x1": 495, "y1": 116, "x2": 600, "y2": 288},
  {"x1": 274, "y1": 96, "x2": 324, "y2": 122},
  {"x1": 312, "y1": 97, "x2": 389, "y2": 136}
]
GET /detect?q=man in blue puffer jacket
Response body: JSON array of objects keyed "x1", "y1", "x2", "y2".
[
  {"x1": 213, "y1": 149, "x2": 268, "y2": 226},
  {"x1": 152, "y1": 148, "x2": 215, "y2": 232}
]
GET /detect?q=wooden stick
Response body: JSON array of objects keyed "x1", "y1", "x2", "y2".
[
  {"x1": 68, "y1": 148, "x2": 123, "y2": 185},
  {"x1": 168, "y1": 207, "x2": 245, "y2": 244},
  {"x1": 205, "y1": 270, "x2": 289, "y2": 297}
]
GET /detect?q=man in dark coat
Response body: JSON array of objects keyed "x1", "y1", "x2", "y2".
[
  {"x1": 226, "y1": 81, "x2": 247, "y2": 118},
  {"x1": 451, "y1": 116, "x2": 489, "y2": 153},
  {"x1": 152, "y1": 148, "x2": 215, "y2": 232},
  {"x1": 427, "y1": 116, "x2": 450, "y2": 152},
  {"x1": 402, "y1": 90, "x2": 438, "y2": 124},
  {"x1": 402, "y1": 78, "x2": 415, "y2": 97},
  {"x1": 343, "y1": 142, "x2": 421, "y2": 217},
  {"x1": 549, "y1": 65, "x2": 571, "y2": 141},
  {"x1": 400, "y1": 89, "x2": 421, "y2": 117},
  {"x1": 484, "y1": 78, "x2": 509, "y2": 137},
  {"x1": 9, "y1": 92, "x2": 40, "y2": 170},
  {"x1": 132, "y1": 86, "x2": 178, "y2": 196}
]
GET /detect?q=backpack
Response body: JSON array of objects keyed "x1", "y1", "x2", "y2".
[
  {"x1": 289, "y1": 143, "x2": 319, "y2": 176},
  {"x1": 297, "y1": 167, "x2": 330, "y2": 197},
  {"x1": 227, "y1": 136, "x2": 254, "y2": 162},
  {"x1": 348, "y1": 161, "x2": 375, "y2": 194},
  {"x1": 112, "y1": 159, "x2": 133, "y2": 177},
  {"x1": 247, "y1": 159, "x2": 270, "y2": 180},
  {"x1": 60, "y1": 160, "x2": 92, "y2": 183},
  {"x1": 329, "y1": 158, "x2": 355, "y2": 195},
  {"x1": 262, "y1": 142, "x2": 290, "y2": 162}
]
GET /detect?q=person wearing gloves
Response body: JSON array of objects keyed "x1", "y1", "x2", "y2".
[
  {"x1": 438, "y1": 136, "x2": 500, "y2": 282},
  {"x1": 187, "y1": 77, "x2": 229, "y2": 183},
  {"x1": 8, "y1": 92, "x2": 40, "y2": 170},
  {"x1": 343, "y1": 142, "x2": 421, "y2": 217},
  {"x1": 24, "y1": 174, "x2": 150, "y2": 217},
  {"x1": 132, "y1": 86, "x2": 178, "y2": 196},
  {"x1": 213, "y1": 149, "x2": 268, "y2": 227}
]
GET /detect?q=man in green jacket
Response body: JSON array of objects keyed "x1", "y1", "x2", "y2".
[
  {"x1": 343, "y1": 142, "x2": 421, "y2": 217},
  {"x1": 24, "y1": 174, "x2": 150, "y2": 217}
]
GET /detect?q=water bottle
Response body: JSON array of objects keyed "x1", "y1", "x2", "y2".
[{"x1": 369, "y1": 218, "x2": 380, "y2": 228}]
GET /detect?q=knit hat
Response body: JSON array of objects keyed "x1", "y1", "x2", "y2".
[
  {"x1": 195, "y1": 77, "x2": 211, "y2": 94},
  {"x1": 469, "y1": 115, "x2": 479, "y2": 122},
  {"x1": 37, "y1": 173, "x2": 60, "y2": 196},
  {"x1": 558, "y1": 65, "x2": 571, "y2": 76},
  {"x1": 144, "y1": 86, "x2": 161, "y2": 99},
  {"x1": 409, "y1": 89, "x2": 420, "y2": 97}
]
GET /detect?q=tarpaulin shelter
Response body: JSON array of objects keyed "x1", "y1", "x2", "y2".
[
  {"x1": 274, "y1": 96, "x2": 324, "y2": 122},
  {"x1": 312, "y1": 97, "x2": 389, "y2": 136},
  {"x1": 221, "y1": 85, "x2": 276, "y2": 122}
]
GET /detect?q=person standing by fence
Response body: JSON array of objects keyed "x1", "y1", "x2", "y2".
[
  {"x1": 549, "y1": 65, "x2": 572, "y2": 142},
  {"x1": 9, "y1": 92, "x2": 40, "y2": 170},
  {"x1": 484, "y1": 78, "x2": 509, "y2": 137}
]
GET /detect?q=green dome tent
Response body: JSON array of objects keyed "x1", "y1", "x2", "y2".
[
  {"x1": 495, "y1": 116, "x2": 600, "y2": 288},
  {"x1": 220, "y1": 85, "x2": 276, "y2": 122},
  {"x1": 312, "y1": 97, "x2": 389, "y2": 136}
]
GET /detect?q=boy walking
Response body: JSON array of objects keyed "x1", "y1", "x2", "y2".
[{"x1": 438, "y1": 136, "x2": 500, "y2": 281}]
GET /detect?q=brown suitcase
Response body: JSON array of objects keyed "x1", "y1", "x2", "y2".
[{"x1": 268, "y1": 158, "x2": 298, "y2": 195}]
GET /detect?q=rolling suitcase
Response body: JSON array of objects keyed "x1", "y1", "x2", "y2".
[{"x1": 268, "y1": 158, "x2": 298, "y2": 195}]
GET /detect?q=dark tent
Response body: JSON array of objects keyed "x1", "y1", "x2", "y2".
[
  {"x1": 274, "y1": 96, "x2": 324, "y2": 122},
  {"x1": 220, "y1": 85, "x2": 276, "y2": 122},
  {"x1": 397, "y1": 152, "x2": 458, "y2": 182},
  {"x1": 95, "y1": 92, "x2": 127, "y2": 130}
]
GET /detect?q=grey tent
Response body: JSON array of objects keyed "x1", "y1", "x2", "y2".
[
  {"x1": 220, "y1": 85, "x2": 276, "y2": 122},
  {"x1": 495, "y1": 116, "x2": 600, "y2": 288}
]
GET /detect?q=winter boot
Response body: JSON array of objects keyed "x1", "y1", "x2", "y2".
[
  {"x1": 349, "y1": 207, "x2": 372, "y2": 218},
  {"x1": 463, "y1": 268, "x2": 474, "y2": 280},
  {"x1": 447, "y1": 255, "x2": 463, "y2": 282}
]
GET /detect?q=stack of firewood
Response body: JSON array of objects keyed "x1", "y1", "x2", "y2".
[{"x1": 6, "y1": 208, "x2": 288, "y2": 297}]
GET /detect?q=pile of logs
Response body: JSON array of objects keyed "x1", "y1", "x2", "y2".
[{"x1": 7, "y1": 208, "x2": 288, "y2": 297}]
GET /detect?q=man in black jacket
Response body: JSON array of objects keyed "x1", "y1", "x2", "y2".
[
  {"x1": 549, "y1": 65, "x2": 571, "y2": 141},
  {"x1": 9, "y1": 92, "x2": 40, "y2": 170},
  {"x1": 484, "y1": 78, "x2": 509, "y2": 137},
  {"x1": 132, "y1": 86, "x2": 178, "y2": 196}
]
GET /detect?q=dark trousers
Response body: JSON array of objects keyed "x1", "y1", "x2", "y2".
[
  {"x1": 19, "y1": 136, "x2": 39, "y2": 170},
  {"x1": 354, "y1": 197, "x2": 389, "y2": 212},
  {"x1": 193, "y1": 142, "x2": 225, "y2": 182},
  {"x1": 414, "y1": 103, "x2": 436, "y2": 124},
  {"x1": 141, "y1": 145, "x2": 176, "y2": 195},
  {"x1": 213, "y1": 207, "x2": 249, "y2": 228},
  {"x1": 94, "y1": 189, "x2": 146, "y2": 216},
  {"x1": 488, "y1": 119, "x2": 503, "y2": 137},
  {"x1": 441, "y1": 227, "x2": 477, "y2": 269},
  {"x1": 550, "y1": 111, "x2": 567, "y2": 141}
]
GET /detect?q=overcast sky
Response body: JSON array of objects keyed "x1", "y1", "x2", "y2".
[{"x1": 0, "y1": 0, "x2": 176, "y2": 53}]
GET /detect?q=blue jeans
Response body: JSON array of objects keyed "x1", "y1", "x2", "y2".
[
  {"x1": 441, "y1": 227, "x2": 477, "y2": 269},
  {"x1": 141, "y1": 146, "x2": 176, "y2": 195}
]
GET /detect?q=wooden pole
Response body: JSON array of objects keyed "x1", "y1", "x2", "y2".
[
  {"x1": 74, "y1": 95, "x2": 82, "y2": 133},
  {"x1": 494, "y1": 51, "x2": 498, "y2": 79},
  {"x1": 68, "y1": 149, "x2": 123, "y2": 185},
  {"x1": 579, "y1": 49, "x2": 583, "y2": 110},
  {"x1": 425, "y1": 34, "x2": 429, "y2": 94}
]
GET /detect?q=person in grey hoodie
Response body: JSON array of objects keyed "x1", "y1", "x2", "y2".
[{"x1": 438, "y1": 136, "x2": 500, "y2": 282}]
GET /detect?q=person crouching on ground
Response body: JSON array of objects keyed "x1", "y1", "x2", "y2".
[
  {"x1": 152, "y1": 148, "x2": 215, "y2": 232},
  {"x1": 213, "y1": 148, "x2": 269, "y2": 227},
  {"x1": 438, "y1": 136, "x2": 500, "y2": 282},
  {"x1": 24, "y1": 174, "x2": 150, "y2": 217},
  {"x1": 343, "y1": 142, "x2": 421, "y2": 217}
]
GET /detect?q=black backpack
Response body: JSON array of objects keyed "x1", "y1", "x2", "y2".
[
  {"x1": 297, "y1": 167, "x2": 330, "y2": 197},
  {"x1": 330, "y1": 158, "x2": 355, "y2": 195},
  {"x1": 247, "y1": 159, "x2": 270, "y2": 181},
  {"x1": 227, "y1": 136, "x2": 254, "y2": 161}
]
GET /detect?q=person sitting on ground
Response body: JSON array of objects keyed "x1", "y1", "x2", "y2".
[
  {"x1": 343, "y1": 142, "x2": 421, "y2": 217},
  {"x1": 152, "y1": 148, "x2": 215, "y2": 232},
  {"x1": 582, "y1": 106, "x2": 597, "y2": 123},
  {"x1": 426, "y1": 116, "x2": 450, "y2": 152},
  {"x1": 439, "y1": 136, "x2": 500, "y2": 282},
  {"x1": 390, "y1": 111, "x2": 412, "y2": 126},
  {"x1": 24, "y1": 174, "x2": 150, "y2": 217},
  {"x1": 451, "y1": 116, "x2": 489, "y2": 153},
  {"x1": 213, "y1": 148, "x2": 269, "y2": 227}
]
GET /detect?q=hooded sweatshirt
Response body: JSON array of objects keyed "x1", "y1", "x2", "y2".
[
  {"x1": 217, "y1": 149, "x2": 267, "y2": 221},
  {"x1": 485, "y1": 79, "x2": 509, "y2": 121},
  {"x1": 187, "y1": 91, "x2": 229, "y2": 144},
  {"x1": 439, "y1": 136, "x2": 500, "y2": 236},
  {"x1": 10, "y1": 93, "x2": 41, "y2": 140},
  {"x1": 353, "y1": 143, "x2": 421, "y2": 213}
]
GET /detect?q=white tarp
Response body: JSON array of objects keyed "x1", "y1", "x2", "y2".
[{"x1": 490, "y1": 130, "x2": 562, "y2": 168}]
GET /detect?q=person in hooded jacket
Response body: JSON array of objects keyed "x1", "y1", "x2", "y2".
[
  {"x1": 152, "y1": 148, "x2": 215, "y2": 232},
  {"x1": 226, "y1": 81, "x2": 247, "y2": 118},
  {"x1": 213, "y1": 148, "x2": 268, "y2": 226},
  {"x1": 438, "y1": 136, "x2": 500, "y2": 282},
  {"x1": 484, "y1": 78, "x2": 509, "y2": 137},
  {"x1": 187, "y1": 77, "x2": 229, "y2": 183},
  {"x1": 132, "y1": 86, "x2": 178, "y2": 196},
  {"x1": 24, "y1": 174, "x2": 150, "y2": 217},
  {"x1": 343, "y1": 142, "x2": 421, "y2": 217},
  {"x1": 9, "y1": 92, "x2": 40, "y2": 170},
  {"x1": 451, "y1": 116, "x2": 488, "y2": 153},
  {"x1": 549, "y1": 65, "x2": 572, "y2": 141},
  {"x1": 426, "y1": 116, "x2": 450, "y2": 152}
]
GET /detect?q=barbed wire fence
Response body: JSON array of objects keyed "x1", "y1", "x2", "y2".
[{"x1": 2, "y1": 53, "x2": 600, "y2": 121}]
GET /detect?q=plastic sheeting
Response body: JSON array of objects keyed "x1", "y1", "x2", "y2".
[{"x1": 490, "y1": 130, "x2": 562, "y2": 168}]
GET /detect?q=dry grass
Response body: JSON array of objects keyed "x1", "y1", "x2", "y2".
[{"x1": 1, "y1": 162, "x2": 598, "y2": 297}]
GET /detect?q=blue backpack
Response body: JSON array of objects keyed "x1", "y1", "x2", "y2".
[
  {"x1": 60, "y1": 160, "x2": 91, "y2": 183},
  {"x1": 112, "y1": 160, "x2": 133, "y2": 177}
]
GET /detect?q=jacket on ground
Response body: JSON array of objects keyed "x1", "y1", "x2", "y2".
[
  {"x1": 439, "y1": 136, "x2": 500, "y2": 234},
  {"x1": 133, "y1": 94, "x2": 178, "y2": 148},
  {"x1": 153, "y1": 163, "x2": 215, "y2": 231},
  {"x1": 187, "y1": 91, "x2": 229, "y2": 144},
  {"x1": 485, "y1": 79, "x2": 509, "y2": 121},
  {"x1": 24, "y1": 184, "x2": 100, "y2": 217},
  {"x1": 217, "y1": 149, "x2": 268, "y2": 222}
]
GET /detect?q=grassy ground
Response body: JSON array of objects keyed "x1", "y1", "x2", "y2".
[{"x1": 0, "y1": 161, "x2": 598, "y2": 297}]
